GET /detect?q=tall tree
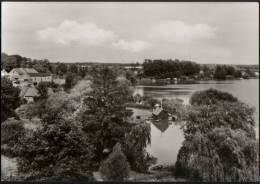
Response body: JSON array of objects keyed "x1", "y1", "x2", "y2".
[
  {"x1": 80, "y1": 67, "x2": 133, "y2": 162},
  {"x1": 1, "y1": 77, "x2": 21, "y2": 122}
]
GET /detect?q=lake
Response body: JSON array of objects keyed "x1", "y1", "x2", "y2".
[{"x1": 134, "y1": 79, "x2": 259, "y2": 165}]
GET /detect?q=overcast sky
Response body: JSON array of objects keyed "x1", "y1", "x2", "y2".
[{"x1": 2, "y1": 2, "x2": 259, "y2": 64}]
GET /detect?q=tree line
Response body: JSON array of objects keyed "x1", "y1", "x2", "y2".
[{"x1": 142, "y1": 59, "x2": 257, "y2": 80}]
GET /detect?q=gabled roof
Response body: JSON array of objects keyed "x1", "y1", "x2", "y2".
[
  {"x1": 28, "y1": 73, "x2": 51, "y2": 77},
  {"x1": 24, "y1": 87, "x2": 39, "y2": 97},
  {"x1": 11, "y1": 68, "x2": 38, "y2": 75},
  {"x1": 152, "y1": 107, "x2": 163, "y2": 116},
  {"x1": 20, "y1": 86, "x2": 30, "y2": 97}
]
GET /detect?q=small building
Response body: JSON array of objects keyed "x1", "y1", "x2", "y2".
[
  {"x1": 52, "y1": 77, "x2": 66, "y2": 85},
  {"x1": 199, "y1": 70, "x2": 204, "y2": 75},
  {"x1": 9, "y1": 68, "x2": 52, "y2": 87},
  {"x1": 1, "y1": 69, "x2": 9, "y2": 78},
  {"x1": 152, "y1": 104, "x2": 169, "y2": 120},
  {"x1": 29, "y1": 73, "x2": 52, "y2": 85},
  {"x1": 21, "y1": 87, "x2": 40, "y2": 103}
]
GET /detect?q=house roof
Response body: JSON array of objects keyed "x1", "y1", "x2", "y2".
[
  {"x1": 152, "y1": 107, "x2": 163, "y2": 116},
  {"x1": 24, "y1": 87, "x2": 39, "y2": 97},
  {"x1": 28, "y1": 73, "x2": 51, "y2": 77},
  {"x1": 20, "y1": 86, "x2": 30, "y2": 97},
  {"x1": 11, "y1": 68, "x2": 38, "y2": 75}
]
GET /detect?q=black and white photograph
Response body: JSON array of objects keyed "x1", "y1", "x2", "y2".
[{"x1": 1, "y1": 1, "x2": 259, "y2": 182}]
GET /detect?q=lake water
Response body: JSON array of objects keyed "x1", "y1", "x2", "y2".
[{"x1": 134, "y1": 79, "x2": 259, "y2": 165}]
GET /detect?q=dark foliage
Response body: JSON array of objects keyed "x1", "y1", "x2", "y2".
[
  {"x1": 143, "y1": 59, "x2": 200, "y2": 79},
  {"x1": 16, "y1": 119, "x2": 95, "y2": 181},
  {"x1": 175, "y1": 90, "x2": 258, "y2": 182},
  {"x1": 1, "y1": 77, "x2": 21, "y2": 122},
  {"x1": 190, "y1": 88, "x2": 238, "y2": 106},
  {"x1": 99, "y1": 143, "x2": 130, "y2": 181},
  {"x1": 1, "y1": 118, "x2": 25, "y2": 147}
]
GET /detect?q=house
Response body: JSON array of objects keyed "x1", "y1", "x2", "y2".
[
  {"x1": 1, "y1": 69, "x2": 9, "y2": 78},
  {"x1": 20, "y1": 86, "x2": 54, "y2": 103},
  {"x1": 20, "y1": 86, "x2": 40, "y2": 103},
  {"x1": 9, "y1": 68, "x2": 52, "y2": 86},
  {"x1": 52, "y1": 76, "x2": 66, "y2": 85},
  {"x1": 152, "y1": 104, "x2": 169, "y2": 120}
]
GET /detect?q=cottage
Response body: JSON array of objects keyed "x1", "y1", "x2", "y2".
[
  {"x1": 152, "y1": 104, "x2": 169, "y2": 120},
  {"x1": 9, "y1": 68, "x2": 52, "y2": 87},
  {"x1": 21, "y1": 87, "x2": 40, "y2": 103},
  {"x1": 1, "y1": 69, "x2": 9, "y2": 78}
]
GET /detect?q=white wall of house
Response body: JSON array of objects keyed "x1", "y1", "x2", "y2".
[
  {"x1": 24, "y1": 96, "x2": 34, "y2": 103},
  {"x1": 31, "y1": 76, "x2": 52, "y2": 84}
]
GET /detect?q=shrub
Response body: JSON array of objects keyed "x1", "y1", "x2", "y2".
[
  {"x1": 99, "y1": 143, "x2": 130, "y2": 181},
  {"x1": 1, "y1": 118, "x2": 25, "y2": 157},
  {"x1": 16, "y1": 119, "x2": 95, "y2": 181},
  {"x1": 1, "y1": 118, "x2": 25, "y2": 146},
  {"x1": 190, "y1": 88, "x2": 238, "y2": 106}
]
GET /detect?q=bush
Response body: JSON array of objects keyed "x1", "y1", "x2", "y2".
[
  {"x1": 1, "y1": 118, "x2": 25, "y2": 146},
  {"x1": 16, "y1": 119, "x2": 95, "y2": 181},
  {"x1": 190, "y1": 88, "x2": 238, "y2": 106},
  {"x1": 1, "y1": 118, "x2": 25, "y2": 157},
  {"x1": 99, "y1": 143, "x2": 130, "y2": 181}
]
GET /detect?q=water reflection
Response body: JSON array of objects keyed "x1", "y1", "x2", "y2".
[
  {"x1": 146, "y1": 119, "x2": 184, "y2": 165},
  {"x1": 135, "y1": 79, "x2": 259, "y2": 165}
]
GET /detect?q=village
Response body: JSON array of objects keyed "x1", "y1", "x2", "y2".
[{"x1": 1, "y1": 2, "x2": 259, "y2": 182}]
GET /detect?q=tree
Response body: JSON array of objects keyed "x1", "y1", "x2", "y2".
[
  {"x1": 56, "y1": 63, "x2": 68, "y2": 76},
  {"x1": 99, "y1": 143, "x2": 130, "y2": 181},
  {"x1": 1, "y1": 77, "x2": 21, "y2": 123},
  {"x1": 80, "y1": 67, "x2": 133, "y2": 162},
  {"x1": 175, "y1": 89, "x2": 258, "y2": 182},
  {"x1": 1, "y1": 118, "x2": 25, "y2": 157},
  {"x1": 68, "y1": 64, "x2": 78, "y2": 74},
  {"x1": 64, "y1": 73, "x2": 77, "y2": 91},
  {"x1": 124, "y1": 122, "x2": 156, "y2": 172},
  {"x1": 125, "y1": 71, "x2": 137, "y2": 86},
  {"x1": 37, "y1": 82, "x2": 49, "y2": 99},
  {"x1": 214, "y1": 65, "x2": 227, "y2": 80},
  {"x1": 17, "y1": 118, "x2": 95, "y2": 181}
]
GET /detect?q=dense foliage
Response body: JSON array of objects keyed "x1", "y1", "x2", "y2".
[
  {"x1": 1, "y1": 77, "x2": 21, "y2": 122},
  {"x1": 1, "y1": 119, "x2": 25, "y2": 148},
  {"x1": 13, "y1": 67, "x2": 153, "y2": 181},
  {"x1": 214, "y1": 65, "x2": 242, "y2": 80},
  {"x1": 175, "y1": 89, "x2": 258, "y2": 182},
  {"x1": 190, "y1": 88, "x2": 238, "y2": 105},
  {"x1": 80, "y1": 67, "x2": 133, "y2": 162},
  {"x1": 143, "y1": 59, "x2": 200, "y2": 79},
  {"x1": 124, "y1": 122, "x2": 156, "y2": 172},
  {"x1": 16, "y1": 118, "x2": 95, "y2": 181},
  {"x1": 99, "y1": 143, "x2": 130, "y2": 181}
]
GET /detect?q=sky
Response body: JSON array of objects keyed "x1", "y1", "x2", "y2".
[{"x1": 2, "y1": 2, "x2": 259, "y2": 64}]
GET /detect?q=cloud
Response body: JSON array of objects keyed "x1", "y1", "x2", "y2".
[
  {"x1": 150, "y1": 20, "x2": 216, "y2": 43},
  {"x1": 112, "y1": 39, "x2": 151, "y2": 52},
  {"x1": 37, "y1": 20, "x2": 118, "y2": 45}
]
